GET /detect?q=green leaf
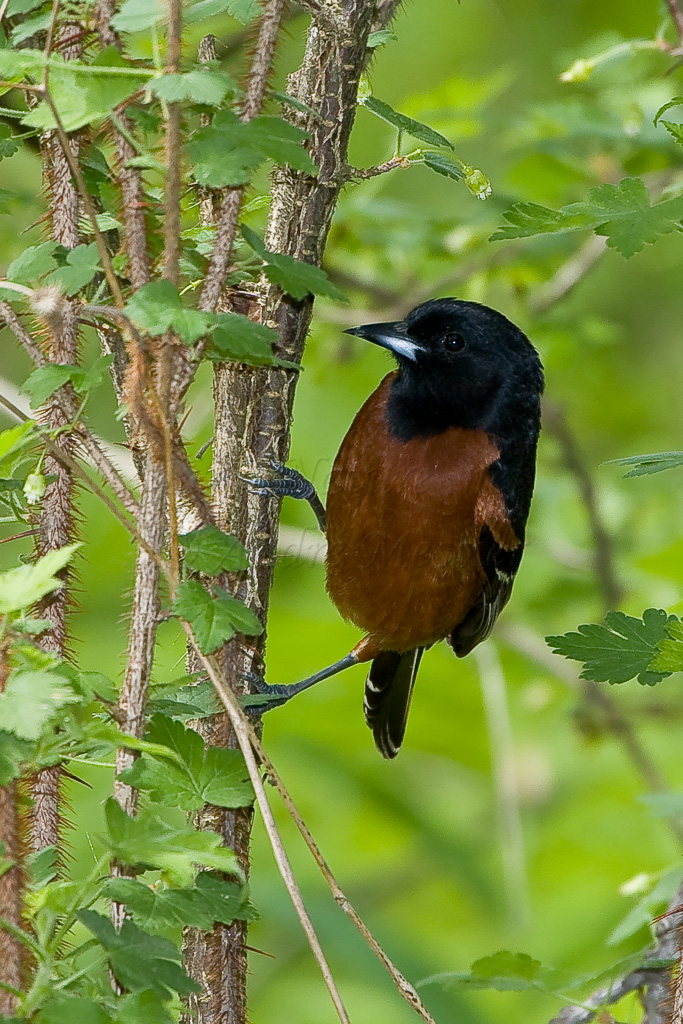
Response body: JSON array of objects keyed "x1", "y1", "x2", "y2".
[
  {"x1": 360, "y1": 95, "x2": 454, "y2": 149},
  {"x1": 0, "y1": 421, "x2": 36, "y2": 466},
  {"x1": 0, "y1": 731, "x2": 33, "y2": 786},
  {"x1": 0, "y1": 544, "x2": 80, "y2": 614},
  {"x1": 150, "y1": 70, "x2": 236, "y2": 105},
  {"x1": 492, "y1": 177, "x2": 683, "y2": 258},
  {"x1": 0, "y1": 669, "x2": 83, "y2": 740},
  {"x1": 21, "y1": 365, "x2": 75, "y2": 408},
  {"x1": 654, "y1": 96, "x2": 683, "y2": 125},
  {"x1": 26, "y1": 845, "x2": 59, "y2": 887},
  {"x1": 223, "y1": 0, "x2": 259, "y2": 21},
  {"x1": 102, "y1": 798, "x2": 244, "y2": 885},
  {"x1": 0, "y1": 123, "x2": 20, "y2": 160},
  {"x1": 7, "y1": 241, "x2": 58, "y2": 284},
  {"x1": 607, "y1": 451, "x2": 683, "y2": 477},
  {"x1": 208, "y1": 311, "x2": 281, "y2": 365},
  {"x1": 422, "y1": 151, "x2": 464, "y2": 181},
  {"x1": 187, "y1": 110, "x2": 317, "y2": 188},
  {"x1": 36, "y1": 997, "x2": 110, "y2": 1024},
  {"x1": 124, "y1": 281, "x2": 213, "y2": 344},
  {"x1": 241, "y1": 225, "x2": 345, "y2": 301},
  {"x1": 103, "y1": 872, "x2": 254, "y2": 932},
  {"x1": 119, "y1": 715, "x2": 253, "y2": 810},
  {"x1": 367, "y1": 29, "x2": 398, "y2": 48},
  {"x1": 148, "y1": 678, "x2": 218, "y2": 719},
  {"x1": 22, "y1": 49, "x2": 149, "y2": 133},
  {"x1": 46, "y1": 243, "x2": 101, "y2": 295},
  {"x1": 660, "y1": 120, "x2": 683, "y2": 146},
  {"x1": 77, "y1": 911, "x2": 199, "y2": 998},
  {"x1": 422, "y1": 950, "x2": 548, "y2": 993},
  {"x1": 650, "y1": 619, "x2": 683, "y2": 673},
  {"x1": 172, "y1": 580, "x2": 262, "y2": 654},
  {"x1": 179, "y1": 525, "x2": 248, "y2": 575},
  {"x1": 112, "y1": 991, "x2": 174, "y2": 1024},
  {"x1": 546, "y1": 609, "x2": 677, "y2": 686}
]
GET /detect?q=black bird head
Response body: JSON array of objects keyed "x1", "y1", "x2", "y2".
[{"x1": 345, "y1": 298, "x2": 544, "y2": 441}]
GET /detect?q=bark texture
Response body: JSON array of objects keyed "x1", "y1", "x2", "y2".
[
  {"x1": 31, "y1": 20, "x2": 82, "y2": 848},
  {"x1": 0, "y1": 641, "x2": 22, "y2": 1015}
]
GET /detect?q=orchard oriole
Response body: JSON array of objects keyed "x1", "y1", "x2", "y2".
[{"x1": 246, "y1": 298, "x2": 543, "y2": 758}]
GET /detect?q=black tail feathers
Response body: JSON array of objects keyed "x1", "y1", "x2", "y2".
[{"x1": 364, "y1": 648, "x2": 424, "y2": 759}]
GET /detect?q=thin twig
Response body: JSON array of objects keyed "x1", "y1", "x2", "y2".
[
  {"x1": 350, "y1": 155, "x2": 411, "y2": 179},
  {"x1": 183, "y1": 632, "x2": 351, "y2": 1024},
  {"x1": 531, "y1": 236, "x2": 607, "y2": 317},
  {"x1": 665, "y1": 0, "x2": 683, "y2": 46},
  {"x1": 0, "y1": 529, "x2": 39, "y2": 545},
  {"x1": 163, "y1": 0, "x2": 182, "y2": 288}
]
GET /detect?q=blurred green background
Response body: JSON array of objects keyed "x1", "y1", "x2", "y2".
[{"x1": 4, "y1": 0, "x2": 683, "y2": 1020}]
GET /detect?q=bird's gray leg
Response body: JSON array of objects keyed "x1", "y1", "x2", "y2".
[
  {"x1": 241, "y1": 652, "x2": 359, "y2": 712},
  {"x1": 240, "y1": 460, "x2": 326, "y2": 533}
]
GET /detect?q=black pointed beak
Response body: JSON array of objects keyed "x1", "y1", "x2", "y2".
[{"x1": 344, "y1": 321, "x2": 422, "y2": 362}]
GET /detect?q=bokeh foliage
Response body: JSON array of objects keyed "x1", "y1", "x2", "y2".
[{"x1": 3, "y1": 0, "x2": 683, "y2": 1021}]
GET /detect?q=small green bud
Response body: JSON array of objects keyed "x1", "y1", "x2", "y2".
[
  {"x1": 560, "y1": 58, "x2": 593, "y2": 83},
  {"x1": 24, "y1": 471, "x2": 46, "y2": 504},
  {"x1": 462, "y1": 164, "x2": 492, "y2": 201}
]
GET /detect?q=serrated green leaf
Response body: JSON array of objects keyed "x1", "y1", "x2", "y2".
[
  {"x1": 422, "y1": 151, "x2": 464, "y2": 181},
  {"x1": 650, "y1": 619, "x2": 683, "y2": 673},
  {"x1": 422, "y1": 950, "x2": 549, "y2": 993},
  {"x1": 103, "y1": 872, "x2": 253, "y2": 932},
  {"x1": 10, "y1": 11, "x2": 51, "y2": 45},
  {"x1": 654, "y1": 96, "x2": 683, "y2": 125},
  {"x1": 124, "y1": 281, "x2": 213, "y2": 344},
  {"x1": 46, "y1": 242, "x2": 101, "y2": 295},
  {"x1": 179, "y1": 525, "x2": 248, "y2": 575},
  {"x1": 0, "y1": 123, "x2": 20, "y2": 160},
  {"x1": 103, "y1": 798, "x2": 244, "y2": 885},
  {"x1": 110, "y1": 0, "x2": 164, "y2": 31},
  {"x1": 187, "y1": 110, "x2": 316, "y2": 188},
  {"x1": 242, "y1": 225, "x2": 345, "y2": 301},
  {"x1": 661, "y1": 120, "x2": 683, "y2": 146},
  {"x1": 0, "y1": 669, "x2": 83, "y2": 740},
  {"x1": 606, "y1": 451, "x2": 683, "y2": 477},
  {"x1": 5, "y1": 0, "x2": 45, "y2": 14},
  {"x1": 546, "y1": 609, "x2": 676, "y2": 686},
  {"x1": 77, "y1": 910, "x2": 198, "y2": 997},
  {"x1": 208, "y1": 311, "x2": 281, "y2": 365},
  {"x1": 21, "y1": 365, "x2": 75, "y2": 408},
  {"x1": 119, "y1": 715, "x2": 253, "y2": 810},
  {"x1": 148, "y1": 678, "x2": 219, "y2": 720},
  {"x1": 492, "y1": 177, "x2": 683, "y2": 258},
  {"x1": 150, "y1": 70, "x2": 236, "y2": 105},
  {"x1": 36, "y1": 997, "x2": 110, "y2": 1024},
  {"x1": 0, "y1": 544, "x2": 80, "y2": 614},
  {"x1": 7, "y1": 241, "x2": 58, "y2": 284},
  {"x1": 361, "y1": 95, "x2": 453, "y2": 150},
  {"x1": 173, "y1": 580, "x2": 261, "y2": 654},
  {"x1": 22, "y1": 49, "x2": 148, "y2": 133}
]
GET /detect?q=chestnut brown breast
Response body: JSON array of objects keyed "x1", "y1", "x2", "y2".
[{"x1": 325, "y1": 373, "x2": 516, "y2": 656}]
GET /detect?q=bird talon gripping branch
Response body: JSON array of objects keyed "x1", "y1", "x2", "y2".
[{"x1": 260, "y1": 298, "x2": 543, "y2": 758}]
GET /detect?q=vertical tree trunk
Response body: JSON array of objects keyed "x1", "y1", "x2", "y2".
[{"x1": 30, "y1": 22, "x2": 82, "y2": 855}]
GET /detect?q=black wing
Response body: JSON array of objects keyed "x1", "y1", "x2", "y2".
[{"x1": 449, "y1": 525, "x2": 523, "y2": 657}]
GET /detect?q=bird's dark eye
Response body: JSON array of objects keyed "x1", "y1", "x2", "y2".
[{"x1": 442, "y1": 331, "x2": 465, "y2": 353}]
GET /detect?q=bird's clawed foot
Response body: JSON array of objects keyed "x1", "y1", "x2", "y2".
[
  {"x1": 239, "y1": 460, "x2": 315, "y2": 501},
  {"x1": 239, "y1": 670, "x2": 298, "y2": 715}
]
